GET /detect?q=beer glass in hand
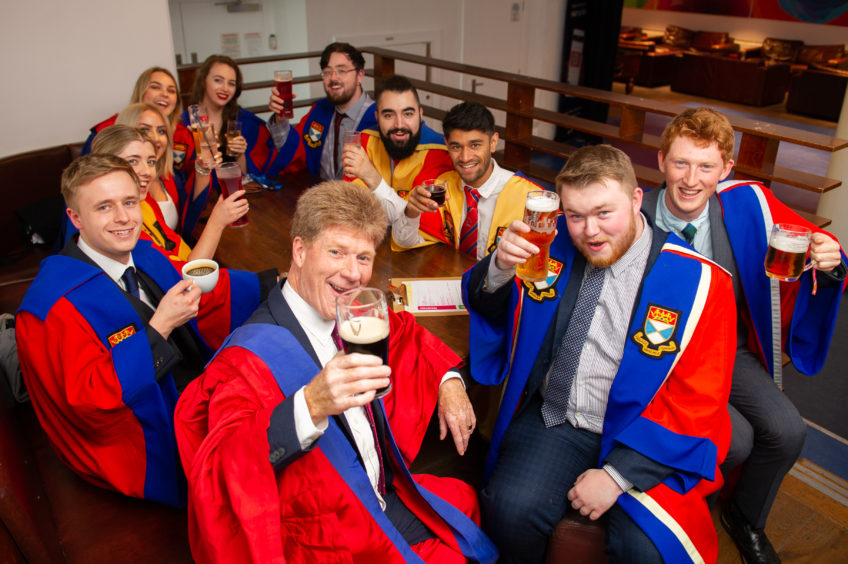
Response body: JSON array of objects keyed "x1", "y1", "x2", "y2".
[
  {"x1": 274, "y1": 70, "x2": 294, "y2": 119},
  {"x1": 336, "y1": 287, "x2": 391, "y2": 399},
  {"x1": 765, "y1": 223, "x2": 812, "y2": 281},
  {"x1": 225, "y1": 120, "x2": 242, "y2": 157},
  {"x1": 516, "y1": 190, "x2": 560, "y2": 282},
  {"x1": 217, "y1": 162, "x2": 249, "y2": 226},
  {"x1": 422, "y1": 179, "x2": 447, "y2": 207}
]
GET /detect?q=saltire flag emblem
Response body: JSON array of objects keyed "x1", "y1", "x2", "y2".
[
  {"x1": 304, "y1": 121, "x2": 325, "y2": 148},
  {"x1": 632, "y1": 304, "x2": 680, "y2": 358},
  {"x1": 524, "y1": 258, "x2": 564, "y2": 303}
]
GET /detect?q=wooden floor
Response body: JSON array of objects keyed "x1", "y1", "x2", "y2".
[{"x1": 714, "y1": 461, "x2": 848, "y2": 563}]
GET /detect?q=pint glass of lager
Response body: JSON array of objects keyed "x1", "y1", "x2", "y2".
[
  {"x1": 336, "y1": 287, "x2": 392, "y2": 398},
  {"x1": 764, "y1": 223, "x2": 811, "y2": 282},
  {"x1": 516, "y1": 190, "x2": 560, "y2": 282}
]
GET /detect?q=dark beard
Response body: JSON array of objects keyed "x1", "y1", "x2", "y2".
[{"x1": 380, "y1": 126, "x2": 421, "y2": 161}]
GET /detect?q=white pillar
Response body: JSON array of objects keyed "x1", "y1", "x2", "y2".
[{"x1": 817, "y1": 86, "x2": 848, "y2": 242}]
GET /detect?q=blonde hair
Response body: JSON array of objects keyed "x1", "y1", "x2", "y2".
[
  {"x1": 92, "y1": 124, "x2": 155, "y2": 157},
  {"x1": 116, "y1": 102, "x2": 174, "y2": 177},
  {"x1": 660, "y1": 107, "x2": 735, "y2": 164},
  {"x1": 556, "y1": 144, "x2": 638, "y2": 196},
  {"x1": 292, "y1": 181, "x2": 387, "y2": 246},
  {"x1": 62, "y1": 154, "x2": 139, "y2": 211},
  {"x1": 129, "y1": 67, "x2": 182, "y2": 129}
]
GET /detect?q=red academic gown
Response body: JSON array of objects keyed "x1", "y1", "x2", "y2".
[
  {"x1": 16, "y1": 239, "x2": 262, "y2": 505},
  {"x1": 175, "y1": 303, "x2": 497, "y2": 563}
]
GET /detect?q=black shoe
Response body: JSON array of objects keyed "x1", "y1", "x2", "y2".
[{"x1": 720, "y1": 501, "x2": 780, "y2": 564}]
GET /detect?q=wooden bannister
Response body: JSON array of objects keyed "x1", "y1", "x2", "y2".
[{"x1": 176, "y1": 46, "x2": 847, "y2": 225}]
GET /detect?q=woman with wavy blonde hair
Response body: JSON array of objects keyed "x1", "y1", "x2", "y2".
[{"x1": 92, "y1": 124, "x2": 246, "y2": 262}]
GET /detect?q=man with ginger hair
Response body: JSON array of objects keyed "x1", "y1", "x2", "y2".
[
  {"x1": 174, "y1": 180, "x2": 496, "y2": 563},
  {"x1": 644, "y1": 106, "x2": 846, "y2": 564},
  {"x1": 463, "y1": 144, "x2": 736, "y2": 563}
]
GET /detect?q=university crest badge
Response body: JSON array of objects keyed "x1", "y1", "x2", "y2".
[
  {"x1": 173, "y1": 143, "x2": 187, "y2": 167},
  {"x1": 523, "y1": 258, "x2": 563, "y2": 302},
  {"x1": 487, "y1": 226, "x2": 507, "y2": 254},
  {"x1": 632, "y1": 304, "x2": 681, "y2": 358},
  {"x1": 304, "y1": 121, "x2": 325, "y2": 148}
]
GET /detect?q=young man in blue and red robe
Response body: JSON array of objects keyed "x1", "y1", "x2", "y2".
[
  {"x1": 463, "y1": 144, "x2": 736, "y2": 563},
  {"x1": 174, "y1": 180, "x2": 496, "y2": 563},
  {"x1": 645, "y1": 107, "x2": 846, "y2": 564},
  {"x1": 265, "y1": 42, "x2": 378, "y2": 180},
  {"x1": 16, "y1": 154, "x2": 276, "y2": 507}
]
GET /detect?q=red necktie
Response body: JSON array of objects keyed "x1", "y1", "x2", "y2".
[
  {"x1": 331, "y1": 323, "x2": 385, "y2": 496},
  {"x1": 458, "y1": 186, "x2": 480, "y2": 256},
  {"x1": 332, "y1": 112, "x2": 346, "y2": 178}
]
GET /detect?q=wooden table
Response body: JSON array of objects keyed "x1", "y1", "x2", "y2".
[{"x1": 211, "y1": 172, "x2": 477, "y2": 356}]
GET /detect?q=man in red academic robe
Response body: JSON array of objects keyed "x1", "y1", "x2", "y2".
[{"x1": 175, "y1": 180, "x2": 497, "y2": 563}]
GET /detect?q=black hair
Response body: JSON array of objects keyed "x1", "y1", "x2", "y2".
[
  {"x1": 442, "y1": 101, "x2": 495, "y2": 138},
  {"x1": 320, "y1": 42, "x2": 365, "y2": 71},
  {"x1": 375, "y1": 74, "x2": 420, "y2": 106}
]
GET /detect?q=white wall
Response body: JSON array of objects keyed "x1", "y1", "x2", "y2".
[
  {"x1": 1, "y1": 0, "x2": 175, "y2": 158},
  {"x1": 622, "y1": 7, "x2": 848, "y2": 45}
]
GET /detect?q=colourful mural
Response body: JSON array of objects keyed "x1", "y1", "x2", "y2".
[{"x1": 625, "y1": 0, "x2": 848, "y2": 25}]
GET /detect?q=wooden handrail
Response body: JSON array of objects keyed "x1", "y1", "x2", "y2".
[{"x1": 174, "y1": 46, "x2": 846, "y2": 212}]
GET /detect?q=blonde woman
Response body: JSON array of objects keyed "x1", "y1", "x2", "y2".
[{"x1": 92, "y1": 125, "x2": 245, "y2": 262}]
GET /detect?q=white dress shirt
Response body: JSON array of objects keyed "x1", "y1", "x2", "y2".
[
  {"x1": 392, "y1": 161, "x2": 515, "y2": 260},
  {"x1": 77, "y1": 236, "x2": 156, "y2": 310}
]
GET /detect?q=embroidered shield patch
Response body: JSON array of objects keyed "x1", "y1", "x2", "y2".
[
  {"x1": 108, "y1": 324, "x2": 137, "y2": 348},
  {"x1": 304, "y1": 121, "x2": 325, "y2": 148},
  {"x1": 173, "y1": 143, "x2": 187, "y2": 167},
  {"x1": 631, "y1": 304, "x2": 681, "y2": 358},
  {"x1": 487, "y1": 226, "x2": 507, "y2": 254},
  {"x1": 523, "y1": 258, "x2": 563, "y2": 302}
]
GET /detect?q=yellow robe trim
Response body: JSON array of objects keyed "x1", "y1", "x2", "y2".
[
  {"x1": 141, "y1": 201, "x2": 192, "y2": 262},
  {"x1": 625, "y1": 490, "x2": 706, "y2": 564}
]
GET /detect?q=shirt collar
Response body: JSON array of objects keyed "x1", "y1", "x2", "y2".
[
  {"x1": 337, "y1": 90, "x2": 372, "y2": 121},
  {"x1": 76, "y1": 236, "x2": 136, "y2": 284},
  {"x1": 609, "y1": 213, "x2": 652, "y2": 279},
  {"x1": 281, "y1": 281, "x2": 335, "y2": 344},
  {"x1": 472, "y1": 159, "x2": 513, "y2": 199},
  {"x1": 656, "y1": 188, "x2": 710, "y2": 234}
]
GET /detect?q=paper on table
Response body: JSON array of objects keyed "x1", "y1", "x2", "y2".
[{"x1": 405, "y1": 279, "x2": 466, "y2": 314}]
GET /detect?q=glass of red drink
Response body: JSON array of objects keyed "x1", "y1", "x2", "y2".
[
  {"x1": 274, "y1": 70, "x2": 294, "y2": 119},
  {"x1": 422, "y1": 178, "x2": 447, "y2": 207},
  {"x1": 217, "y1": 162, "x2": 248, "y2": 227}
]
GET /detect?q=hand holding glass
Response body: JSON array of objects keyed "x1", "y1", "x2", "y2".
[
  {"x1": 274, "y1": 70, "x2": 294, "y2": 119},
  {"x1": 217, "y1": 162, "x2": 249, "y2": 227},
  {"x1": 335, "y1": 287, "x2": 391, "y2": 399},
  {"x1": 225, "y1": 120, "x2": 242, "y2": 158},
  {"x1": 422, "y1": 179, "x2": 447, "y2": 207},
  {"x1": 516, "y1": 190, "x2": 560, "y2": 282},
  {"x1": 764, "y1": 223, "x2": 812, "y2": 282}
]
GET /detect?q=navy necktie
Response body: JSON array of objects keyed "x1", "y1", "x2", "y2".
[
  {"x1": 121, "y1": 266, "x2": 140, "y2": 300},
  {"x1": 541, "y1": 266, "x2": 607, "y2": 427}
]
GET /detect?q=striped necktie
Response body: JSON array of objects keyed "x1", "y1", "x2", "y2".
[{"x1": 458, "y1": 186, "x2": 480, "y2": 256}]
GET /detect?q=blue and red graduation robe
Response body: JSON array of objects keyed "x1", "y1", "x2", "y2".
[
  {"x1": 174, "y1": 318, "x2": 498, "y2": 563},
  {"x1": 462, "y1": 219, "x2": 737, "y2": 563},
  {"x1": 16, "y1": 239, "x2": 261, "y2": 506},
  {"x1": 716, "y1": 180, "x2": 846, "y2": 385},
  {"x1": 265, "y1": 97, "x2": 378, "y2": 178}
]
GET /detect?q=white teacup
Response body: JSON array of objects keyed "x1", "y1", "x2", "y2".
[{"x1": 181, "y1": 259, "x2": 219, "y2": 294}]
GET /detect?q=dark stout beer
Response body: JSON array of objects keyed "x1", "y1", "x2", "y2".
[{"x1": 339, "y1": 316, "x2": 391, "y2": 398}]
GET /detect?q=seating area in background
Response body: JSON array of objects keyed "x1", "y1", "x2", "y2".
[{"x1": 617, "y1": 27, "x2": 847, "y2": 118}]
